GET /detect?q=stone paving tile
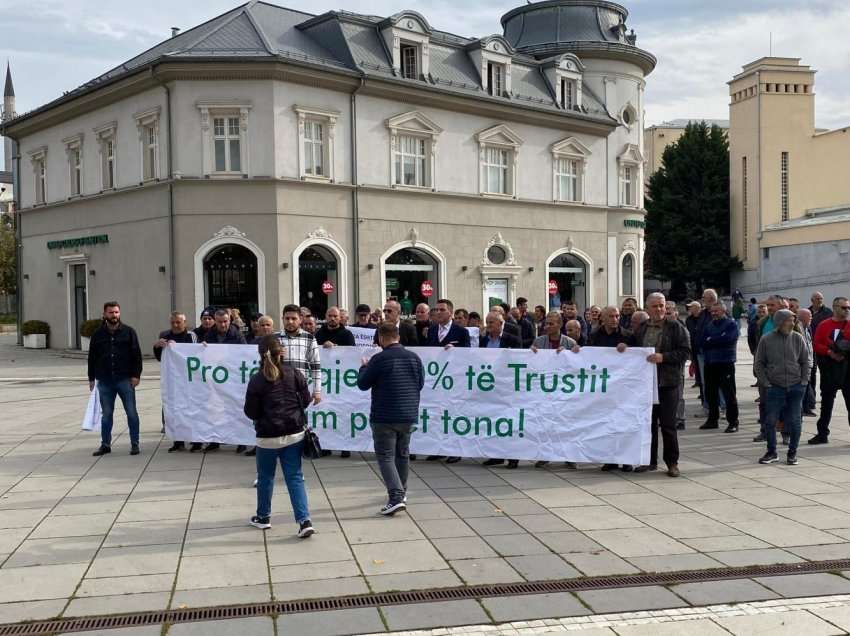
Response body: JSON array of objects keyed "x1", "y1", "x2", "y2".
[
  {"x1": 171, "y1": 584, "x2": 271, "y2": 608},
  {"x1": 488, "y1": 498, "x2": 550, "y2": 516},
  {"x1": 353, "y1": 539, "x2": 448, "y2": 576},
  {"x1": 0, "y1": 507, "x2": 50, "y2": 529},
  {"x1": 0, "y1": 598, "x2": 66, "y2": 623},
  {"x1": 586, "y1": 527, "x2": 695, "y2": 558},
  {"x1": 626, "y1": 553, "x2": 725, "y2": 573},
  {"x1": 561, "y1": 550, "x2": 640, "y2": 576},
  {"x1": 278, "y1": 608, "x2": 385, "y2": 636},
  {"x1": 788, "y1": 542, "x2": 850, "y2": 561},
  {"x1": 117, "y1": 499, "x2": 193, "y2": 523},
  {"x1": 414, "y1": 518, "x2": 476, "y2": 538},
  {"x1": 182, "y1": 526, "x2": 266, "y2": 557},
  {"x1": 481, "y1": 592, "x2": 590, "y2": 622},
  {"x1": 464, "y1": 516, "x2": 526, "y2": 536},
  {"x1": 59, "y1": 627, "x2": 163, "y2": 636},
  {"x1": 577, "y1": 585, "x2": 688, "y2": 614},
  {"x1": 367, "y1": 569, "x2": 465, "y2": 593},
  {"x1": 273, "y1": 576, "x2": 369, "y2": 601},
  {"x1": 267, "y1": 530, "x2": 353, "y2": 566},
  {"x1": 449, "y1": 557, "x2": 524, "y2": 584},
  {"x1": 170, "y1": 617, "x2": 276, "y2": 636},
  {"x1": 714, "y1": 609, "x2": 844, "y2": 635},
  {"x1": 382, "y1": 599, "x2": 489, "y2": 631},
  {"x1": 686, "y1": 499, "x2": 774, "y2": 523},
  {"x1": 536, "y1": 530, "x2": 605, "y2": 554},
  {"x1": 87, "y1": 543, "x2": 181, "y2": 578},
  {"x1": 341, "y1": 517, "x2": 426, "y2": 544},
  {"x1": 482, "y1": 533, "x2": 551, "y2": 557},
  {"x1": 755, "y1": 572, "x2": 850, "y2": 597},
  {"x1": 600, "y1": 493, "x2": 690, "y2": 516},
  {"x1": 706, "y1": 547, "x2": 804, "y2": 566},
  {"x1": 811, "y1": 605, "x2": 850, "y2": 632},
  {"x1": 505, "y1": 554, "x2": 581, "y2": 580},
  {"x1": 405, "y1": 502, "x2": 460, "y2": 521},
  {"x1": 270, "y1": 560, "x2": 361, "y2": 583},
  {"x1": 63, "y1": 591, "x2": 171, "y2": 617},
  {"x1": 177, "y1": 551, "x2": 269, "y2": 590},
  {"x1": 102, "y1": 519, "x2": 187, "y2": 548},
  {"x1": 670, "y1": 578, "x2": 779, "y2": 605},
  {"x1": 679, "y1": 534, "x2": 772, "y2": 552},
  {"x1": 432, "y1": 536, "x2": 498, "y2": 560},
  {"x1": 51, "y1": 494, "x2": 129, "y2": 516},
  {"x1": 76, "y1": 573, "x2": 175, "y2": 597},
  {"x1": 774, "y1": 505, "x2": 850, "y2": 530},
  {"x1": 635, "y1": 512, "x2": 738, "y2": 539},
  {"x1": 29, "y1": 512, "x2": 116, "y2": 539},
  {"x1": 4, "y1": 535, "x2": 103, "y2": 568},
  {"x1": 551, "y1": 506, "x2": 645, "y2": 531},
  {"x1": 0, "y1": 562, "x2": 87, "y2": 602},
  {"x1": 634, "y1": 480, "x2": 727, "y2": 502},
  {"x1": 614, "y1": 620, "x2": 735, "y2": 635},
  {"x1": 524, "y1": 487, "x2": 604, "y2": 508},
  {"x1": 730, "y1": 517, "x2": 843, "y2": 547},
  {"x1": 510, "y1": 513, "x2": 575, "y2": 533}
]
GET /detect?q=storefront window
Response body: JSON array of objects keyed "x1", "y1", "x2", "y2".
[{"x1": 384, "y1": 248, "x2": 439, "y2": 312}]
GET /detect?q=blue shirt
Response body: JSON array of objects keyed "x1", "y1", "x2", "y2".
[{"x1": 486, "y1": 336, "x2": 501, "y2": 348}]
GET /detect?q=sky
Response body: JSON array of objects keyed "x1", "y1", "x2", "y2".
[{"x1": 1, "y1": 0, "x2": 849, "y2": 155}]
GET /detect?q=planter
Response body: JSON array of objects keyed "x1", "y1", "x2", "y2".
[
  {"x1": 81, "y1": 336, "x2": 90, "y2": 352},
  {"x1": 23, "y1": 334, "x2": 47, "y2": 349}
]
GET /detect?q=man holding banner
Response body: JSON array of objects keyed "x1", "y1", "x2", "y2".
[{"x1": 357, "y1": 323, "x2": 425, "y2": 516}]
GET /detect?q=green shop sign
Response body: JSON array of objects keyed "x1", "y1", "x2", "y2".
[
  {"x1": 386, "y1": 277, "x2": 399, "y2": 291},
  {"x1": 47, "y1": 235, "x2": 109, "y2": 250},
  {"x1": 623, "y1": 219, "x2": 645, "y2": 229}
]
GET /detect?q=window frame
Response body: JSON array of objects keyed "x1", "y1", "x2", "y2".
[
  {"x1": 394, "y1": 135, "x2": 429, "y2": 188},
  {"x1": 780, "y1": 151, "x2": 789, "y2": 221},
  {"x1": 93, "y1": 121, "x2": 118, "y2": 192},
  {"x1": 620, "y1": 251, "x2": 636, "y2": 297},
  {"x1": 196, "y1": 101, "x2": 252, "y2": 178},
  {"x1": 399, "y1": 43, "x2": 420, "y2": 80},
  {"x1": 133, "y1": 106, "x2": 161, "y2": 183},
  {"x1": 386, "y1": 110, "x2": 442, "y2": 191},
  {"x1": 487, "y1": 62, "x2": 505, "y2": 97},
  {"x1": 476, "y1": 124, "x2": 523, "y2": 199},
  {"x1": 212, "y1": 114, "x2": 243, "y2": 174},
  {"x1": 294, "y1": 105, "x2": 339, "y2": 182},
  {"x1": 62, "y1": 133, "x2": 84, "y2": 198},
  {"x1": 29, "y1": 147, "x2": 48, "y2": 206},
  {"x1": 551, "y1": 137, "x2": 591, "y2": 204},
  {"x1": 617, "y1": 144, "x2": 643, "y2": 208}
]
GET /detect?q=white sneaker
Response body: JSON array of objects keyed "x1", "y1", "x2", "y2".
[{"x1": 380, "y1": 501, "x2": 406, "y2": 516}]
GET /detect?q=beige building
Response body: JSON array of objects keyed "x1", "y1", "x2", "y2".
[
  {"x1": 643, "y1": 118, "x2": 728, "y2": 179},
  {"x1": 2, "y1": 1, "x2": 656, "y2": 349},
  {"x1": 729, "y1": 57, "x2": 850, "y2": 298}
]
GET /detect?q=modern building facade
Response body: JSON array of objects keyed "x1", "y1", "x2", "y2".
[
  {"x1": 728, "y1": 57, "x2": 850, "y2": 299},
  {"x1": 643, "y1": 118, "x2": 728, "y2": 180},
  {"x1": 2, "y1": 0, "x2": 655, "y2": 349}
]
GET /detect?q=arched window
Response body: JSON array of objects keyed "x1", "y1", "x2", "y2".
[
  {"x1": 298, "y1": 246, "x2": 338, "y2": 318},
  {"x1": 621, "y1": 253, "x2": 635, "y2": 297},
  {"x1": 384, "y1": 247, "x2": 440, "y2": 311},
  {"x1": 204, "y1": 244, "x2": 259, "y2": 318},
  {"x1": 547, "y1": 252, "x2": 588, "y2": 312}
]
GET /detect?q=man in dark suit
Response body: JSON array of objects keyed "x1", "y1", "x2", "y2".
[
  {"x1": 373, "y1": 300, "x2": 419, "y2": 347},
  {"x1": 479, "y1": 311, "x2": 522, "y2": 469},
  {"x1": 425, "y1": 298, "x2": 469, "y2": 462}
]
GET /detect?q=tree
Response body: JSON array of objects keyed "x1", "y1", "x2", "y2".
[
  {"x1": 0, "y1": 213, "x2": 15, "y2": 297},
  {"x1": 645, "y1": 122, "x2": 740, "y2": 298}
]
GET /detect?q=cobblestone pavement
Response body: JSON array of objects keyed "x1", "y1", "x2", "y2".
[{"x1": 2, "y1": 336, "x2": 850, "y2": 634}]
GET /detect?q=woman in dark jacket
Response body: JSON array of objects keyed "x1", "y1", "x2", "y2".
[{"x1": 243, "y1": 335, "x2": 314, "y2": 538}]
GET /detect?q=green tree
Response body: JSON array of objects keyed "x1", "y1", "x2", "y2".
[
  {"x1": 645, "y1": 122, "x2": 740, "y2": 298},
  {"x1": 0, "y1": 213, "x2": 16, "y2": 296}
]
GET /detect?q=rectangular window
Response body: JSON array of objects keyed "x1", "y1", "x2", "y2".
[
  {"x1": 556, "y1": 158, "x2": 579, "y2": 202},
  {"x1": 395, "y1": 135, "x2": 428, "y2": 187},
  {"x1": 621, "y1": 165, "x2": 634, "y2": 206},
  {"x1": 780, "y1": 151, "x2": 789, "y2": 221},
  {"x1": 484, "y1": 147, "x2": 509, "y2": 194},
  {"x1": 303, "y1": 120, "x2": 324, "y2": 176},
  {"x1": 742, "y1": 156, "x2": 748, "y2": 258},
  {"x1": 143, "y1": 125, "x2": 158, "y2": 180},
  {"x1": 70, "y1": 149, "x2": 82, "y2": 196},
  {"x1": 400, "y1": 44, "x2": 418, "y2": 80},
  {"x1": 213, "y1": 116, "x2": 241, "y2": 173},
  {"x1": 560, "y1": 78, "x2": 574, "y2": 110},
  {"x1": 487, "y1": 62, "x2": 504, "y2": 97},
  {"x1": 102, "y1": 139, "x2": 115, "y2": 190},
  {"x1": 36, "y1": 160, "x2": 46, "y2": 204}
]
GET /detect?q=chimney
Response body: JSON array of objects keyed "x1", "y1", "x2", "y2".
[{"x1": 171, "y1": 27, "x2": 181, "y2": 38}]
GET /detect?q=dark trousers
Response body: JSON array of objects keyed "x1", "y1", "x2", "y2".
[
  {"x1": 704, "y1": 362, "x2": 739, "y2": 425},
  {"x1": 371, "y1": 422, "x2": 413, "y2": 505},
  {"x1": 765, "y1": 384, "x2": 805, "y2": 455},
  {"x1": 816, "y1": 372, "x2": 850, "y2": 439},
  {"x1": 804, "y1": 365, "x2": 817, "y2": 412},
  {"x1": 693, "y1": 355, "x2": 703, "y2": 389},
  {"x1": 650, "y1": 385, "x2": 680, "y2": 468}
]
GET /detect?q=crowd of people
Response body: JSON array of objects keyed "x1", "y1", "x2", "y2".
[{"x1": 83, "y1": 287, "x2": 849, "y2": 535}]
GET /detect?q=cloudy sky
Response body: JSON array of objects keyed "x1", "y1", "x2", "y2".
[{"x1": 2, "y1": 0, "x2": 849, "y2": 152}]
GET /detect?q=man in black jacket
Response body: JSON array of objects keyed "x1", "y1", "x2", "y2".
[
  {"x1": 193, "y1": 307, "x2": 215, "y2": 342},
  {"x1": 201, "y1": 309, "x2": 247, "y2": 452},
  {"x1": 88, "y1": 301, "x2": 143, "y2": 457},
  {"x1": 357, "y1": 323, "x2": 425, "y2": 515},
  {"x1": 317, "y1": 306, "x2": 356, "y2": 347},
  {"x1": 153, "y1": 311, "x2": 197, "y2": 452},
  {"x1": 373, "y1": 300, "x2": 419, "y2": 346}
]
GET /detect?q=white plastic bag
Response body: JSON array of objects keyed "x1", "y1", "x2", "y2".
[{"x1": 81, "y1": 383, "x2": 102, "y2": 431}]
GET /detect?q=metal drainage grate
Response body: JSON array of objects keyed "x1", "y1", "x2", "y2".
[{"x1": 2, "y1": 558, "x2": 848, "y2": 635}]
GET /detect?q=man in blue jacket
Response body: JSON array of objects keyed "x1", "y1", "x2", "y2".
[
  {"x1": 699, "y1": 301, "x2": 740, "y2": 432},
  {"x1": 357, "y1": 322, "x2": 425, "y2": 516}
]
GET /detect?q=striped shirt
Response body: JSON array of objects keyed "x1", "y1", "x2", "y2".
[{"x1": 274, "y1": 329, "x2": 322, "y2": 396}]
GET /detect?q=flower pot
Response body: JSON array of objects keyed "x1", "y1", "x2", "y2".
[
  {"x1": 23, "y1": 334, "x2": 47, "y2": 349},
  {"x1": 81, "y1": 336, "x2": 90, "y2": 352}
]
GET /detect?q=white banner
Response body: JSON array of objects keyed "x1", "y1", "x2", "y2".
[
  {"x1": 349, "y1": 326, "x2": 480, "y2": 347},
  {"x1": 162, "y1": 344, "x2": 654, "y2": 464}
]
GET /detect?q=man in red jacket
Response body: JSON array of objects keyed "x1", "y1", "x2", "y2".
[{"x1": 809, "y1": 298, "x2": 850, "y2": 445}]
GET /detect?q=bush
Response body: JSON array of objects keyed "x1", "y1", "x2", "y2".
[
  {"x1": 80, "y1": 319, "x2": 102, "y2": 338},
  {"x1": 22, "y1": 320, "x2": 50, "y2": 336}
]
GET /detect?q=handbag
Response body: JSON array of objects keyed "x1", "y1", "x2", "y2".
[{"x1": 294, "y1": 375, "x2": 322, "y2": 459}]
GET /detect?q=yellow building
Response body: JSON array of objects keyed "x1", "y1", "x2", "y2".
[
  {"x1": 729, "y1": 57, "x2": 850, "y2": 298},
  {"x1": 644, "y1": 118, "x2": 728, "y2": 179}
]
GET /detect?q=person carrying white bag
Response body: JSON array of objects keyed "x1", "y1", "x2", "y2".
[{"x1": 81, "y1": 382, "x2": 102, "y2": 432}]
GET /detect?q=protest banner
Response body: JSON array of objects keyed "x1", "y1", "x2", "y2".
[
  {"x1": 162, "y1": 344, "x2": 654, "y2": 465},
  {"x1": 350, "y1": 326, "x2": 480, "y2": 347}
]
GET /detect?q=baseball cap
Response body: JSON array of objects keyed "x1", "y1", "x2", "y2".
[
  {"x1": 355, "y1": 304, "x2": 371, "y2": 314},
  {"x1": 200, "y1": 306, "x2": 216, "y2": 319}
]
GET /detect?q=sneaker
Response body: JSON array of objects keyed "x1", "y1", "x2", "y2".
[
  {"x1": 699, "y1": 420, "x2": 719, "y2": 430},
  {"x1": 506, "y1": 460, "x2": 519, "y2": 469},
  {"x1": 807, "y1": 435, "x2": 828, "y2": 445},
  {"x1": 130, "y1": 444, "x2": 140, "y2": 456},
  {"x1": 535, "y1": 460, "x2": 549, "y2": 468},
  {"x1": 752, "y1": 434, "x2": 765, "y2": 442},
  {"x1": 426, "y1": 456, "x2": 444, "y2": 461},
  {"x1": 409, "y1": 454, "x2": 417, "y2": 461},
  {"x1": 482, "y1": 458, "x2": 505, "y2": 466},
  {"x1": 724, "y1": 424, "x2": 739, "y2": 433},
  {"x1": 445, "y1": 456, "x2": 461, "y2": 464},
  {"x1": 203, "y1": 443, "x2": 220, "y2": 453},
  {"x1": 298, "y1": 519, "x2": 315, "y2": 538},
  {"x1": 667, "y1": 464, "x2": 680, "y2": 478},
  {"x1": 92, "y1": 446, "x2": 111, "y2": 457},
  {"x1": 802, "y1": 410, "x2": 817, "y2": 417},
  {"x1": 759, "y1": 452, "x2": 778, "y2": 464},
  {"x1": 340, "y1": 451, "x2": 351, "y2": 458},
  {"x1": 676, "y1": 422, "x2": 686, "y2": 431},
  {"x1": 621, "y1": 465, "x2": 634, "y2": 472},
  {"x1": 320, "y1": 449, "x2": 332, "y2": 457},
  {"x1": 403, "y1": 493, "x2": 408, "y2": 504},
  {"x1": 236, "y1": 445, "x2": 246, "y2": 454},
  {"x1": 633, "y1": 464, "x2": 658, "y2": 473},
  {"x1": 564, "y1": 461, "x2": 577, "y2": 469},
  {"x1": 787, "y1": 453, "x2": 798, "y2": 465},
  {"x1": 380, "y1": 501, "x2": 406, "y2": 516},
  {"x1": 250, "y1": 515, "x2": 271, "y2": 529},
  {"x1": 252, "y1": 478, "x2": 258, "y2": 488},
  {"x1": 244, "y1": 447, "x2": 256, "y2": 457},
  {"x1": 601, "y1": 464, "x2": 617, "y2": 471},
  {"x1": 189, "y1": 442, "x2": 203, "y2": 452},
  {"x1": 167, "y1": 442, "x2": 185, "y2": 452}
]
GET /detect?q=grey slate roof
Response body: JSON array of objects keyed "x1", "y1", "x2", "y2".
[{"x1": 13, "y1": 0, "x2": 652, "y2": 127}]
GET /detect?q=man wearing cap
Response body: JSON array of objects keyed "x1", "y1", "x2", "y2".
[
  {"x1": 755, "y1": 309, "x2": 812, "y2": 465},
  {"x1": 353, "y1": 304, "x2": 375, "y2": 330},
  {"x1": 194, "y1": 307, "x2": 215, "y2": 342}
]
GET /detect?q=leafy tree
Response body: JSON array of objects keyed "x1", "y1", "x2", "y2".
[
  {"x1": 0, "y1": 213, "x2": 16, "y2": 296},
  {"x1": 645, "y1": 122, "x2": 740, "y2": 299}
]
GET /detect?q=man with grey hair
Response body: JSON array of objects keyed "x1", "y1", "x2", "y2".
[
  {"x1": 755, "y1": 309, "x2": 812, "y2": 464},
  {"x1": 630, "y1": 310, "x2": 649, "y2": 334},
  {"x1": 627, "y1": 293, "x2": 691, "y2": 477},
  {"x1": 694, "y1": 289, "x2": 724, "y2": 413},
  {"x1": 531, "y1": 311, "x2": 577, "y2": 352}
]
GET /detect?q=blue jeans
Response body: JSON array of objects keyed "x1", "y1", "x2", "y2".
[
  {"x1": 255, "y1": 441, "x2": 310, "y2": 523},
  {"x1": 765, "y1": 384, "x2": 805, "y2": 455},
  {"x1": 97, "y1": 378, "x2": 140, "y2": 448},
  {"x1": 371, "y1": 423, "x2": 412, "y2": 505}
]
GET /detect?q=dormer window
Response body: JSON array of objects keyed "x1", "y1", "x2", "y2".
[
  {"x1": 545, "y1": 54, "x2": 584, "y2": 112},
  {"x1": 400, "y1": 44, "x2": 419, "y2": 80},
  {"x1": 488, "y1": 62, "x2": 505, "y2": 97},
  {"x1": 380, "y1": 11, "x2": 432, "y2": 81},
  {"x1": 560, "y1": 78, "x2": 576, "y2": 109}
]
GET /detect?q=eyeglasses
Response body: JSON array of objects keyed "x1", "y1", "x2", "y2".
[{"x1": 840, "y1": 306, "x2": 850, "y2": 310}]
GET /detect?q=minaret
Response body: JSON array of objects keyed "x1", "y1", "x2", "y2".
[{"x1": 3, "y1": 62, "x2": 15, "y2": 173}]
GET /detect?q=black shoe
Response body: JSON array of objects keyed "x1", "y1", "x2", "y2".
[
  {"x1": 250, "y1": 515, "x2": 271, "y2": 529},
  {"x1": 699, "y1": 420, "x2": 719, "y2": 430},
  {"x1": 409, "y1": 454, "x2": 417, "y2": 461},
  {"x1": 445, "y1": 456, "x2": 461, "y2": 464},
  {"x1": 724, "y1": 424, "x2": 739, "y2": 433},
  {"x1": 298, "y1": 519, "x2": 315, "y2": 538},
  {"x1": 621, "y1": 465, "x2": 634, "y2": 472},
  {"x1": 633, "y1": 464, "x2": 657, "y2": 473},
  {"x1": 787, "y1": 452, "x2": 799, "y2": 465},
  {"x1": 426, "y1": 456, "x2": 444, "y2": 461},
  {"x1": 677, "y1": 422, "x2": 686, "y2": 430},
  {"x1": 380, "y1": 501, "x2": 406, "y2": 516},
  {"x1": 167, "y1": 442, "x2": 185, "y2": 452},
  {"x1": 759, "y1": 452, "x2": 778, "y2": 464},
  {"x1": 564, "y1": 461, "x2": 577, "y2": 469},
  {"x1": 190, "y1": 442, "x2": 203, "y2": 452},
  {"x1": 340, "y1": 451, "x2": 351, "y2": 458},
  {"x1": 130, "y1": 444, "x2": 140, "y2": 456},
  {"x1": 506, "y1": 460, "x2": 519, "y2": 469},
  {"x1": 601, "y1": 464, "x2": 617, "y2": 471},
  {"x1": 320, "y1": 449, "x2": 332, "y2": 457},
  {"x1": 535, "y1": 460, "x2": 549, "y2": 468},
  {"x1": 802, "y1": 410, "x2": 817, "y2": 417},
  {"x1": 753, "y1": 434, "x2": 765, "y2": 442},
  {"x1": 244, "y1": 447, "x2": 256, "y2": 457},
  {"x1": 807, "y1": 435, "x2": 828, "y2": 445},
  {"x1": 92, "y1": 446, "x2": 111, "y2": 457},
  {"x1": 203, "y1": 443, "x2": 220, "y2": 453},
  {"x1": 236, "y1": 445, "x2": 246, "y2": 454},
  {"x1": 482, "y1": 459, "x2": 505, "y2": 466}
]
